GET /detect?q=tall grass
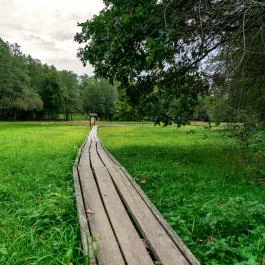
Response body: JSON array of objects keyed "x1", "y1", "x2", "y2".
[
  {"x1": 0, "y1": 122, "x2": 89, "y2": 265},
  {"x1": 100, "y1": 124, "x2": 265, "y2": 265}
]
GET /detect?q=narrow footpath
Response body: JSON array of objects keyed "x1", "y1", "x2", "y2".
[{"x1": 73, "y1": 126, "x2": 200, "y2": 265}]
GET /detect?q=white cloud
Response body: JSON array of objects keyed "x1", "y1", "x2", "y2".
[{"x1": 0, "y1": 0, "x2": 105, "y2": 75}]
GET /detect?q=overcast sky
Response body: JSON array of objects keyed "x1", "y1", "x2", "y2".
[{"x1": 0, "y1": 0, "x2": 105, "y2": 76}]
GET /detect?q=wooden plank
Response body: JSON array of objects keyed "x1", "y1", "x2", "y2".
[
  {"x1": 78, "y1": 157, "x2": 125, "y2": 265},
  {"x1": 107, "y1": 166, "x2": 190, "y2": 265},
  {"x1": 81, "y1": 140, "x2": 91, "y2": 153},
  {"x1": 99, "y1": 134, "x2": 200, "y2": 265},
  {"x1": 90, "y1": 155, "x2": 154, "y2": 265},
  {"x1": 120, "y1": 167, "x2": 201, "y2": 265},
  {"x1": 73, "y1": 167, "x2": 95, "y2": 264},
  {"x1": 75, "y1": 126, "x2": 200, "y2": 265},
  {"x1": 73, "y1": 135, "x2": 96, "y2": 264},
  {"x1": 90, "y1": 149, "x2": 104, "y2": 168},
  {"x1": 89, "y1": 126, "x2": 97, "y2": 150},
  {"x1": 97, "y1": 147, "x2": 117, "y2": 168},
  {"x1": 93, "y1": 127, "x2": 120, "y2": 169},
  {"x1": 89, "y1": 127, "x2": 103, "y2": 167}
]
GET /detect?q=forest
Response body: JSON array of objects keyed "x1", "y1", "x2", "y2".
[{"x1": 0, "y1": 38, "x2": 118, "y2": 121}]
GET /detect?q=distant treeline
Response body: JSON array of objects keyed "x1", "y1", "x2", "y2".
[
  {"x1": 0, "y1": 38, "x2": 120, "y2": 121},
  {"x1": 1, "y1": 36, "x2": 264, "y2": 124}
]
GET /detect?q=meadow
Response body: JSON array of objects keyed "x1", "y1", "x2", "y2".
[
  {"x1": 0, "y1": 121, "x2": 264, "y2": 265},
  {"x1": 0, "y1": 122, "x2": 89, "y2": 265},
  {"x1": 99, "y1": 124, "x2": 265, "y2": 265}
]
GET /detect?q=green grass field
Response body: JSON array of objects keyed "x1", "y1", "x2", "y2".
[
  {"x1": 99, "y1": 124, "x2": 265, "y2": 265},
  {"x1": 0, "y1": 122, "x2": 89, "y2": 265},
  {"x1": 1, "y1": 122, "x2": 264, "y2": 265}
]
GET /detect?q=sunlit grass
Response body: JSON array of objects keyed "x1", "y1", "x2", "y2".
[
  {"x1": 100, "y1": 124, "x2": 265, "y2": 265},
  {"x1": 0, "y1": 122, "x2": 89, "y2": 264}
]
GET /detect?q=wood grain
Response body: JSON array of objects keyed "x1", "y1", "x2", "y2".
[
  {"x1": 98, "y1": 126, "x2": 200, "y2": 265},
  {"x1": 78, "y1": 150, "x2": 125, "y2": 265},
  {"x1": 90, "y1": 130, "x2": 154, "y2": 265},
  {"x1": 73, "y1": 126, "x2": 200, "y2": 265}
]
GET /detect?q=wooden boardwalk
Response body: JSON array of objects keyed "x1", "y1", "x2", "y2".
[{"x1": 73, "y1": 126, "x2": 200, "y2": 265}]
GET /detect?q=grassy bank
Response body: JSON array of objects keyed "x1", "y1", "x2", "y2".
[
  {"x1": 0, "y1": 122, "x2": 89, "y2": 264},
  {"x1": 99, "y1": 124, "x2": 265, "y2": 265}
]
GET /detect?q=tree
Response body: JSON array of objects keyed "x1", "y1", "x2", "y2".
[
  {"x1": 0, "y1": 38, "x2": 86, "y2": 121},
  {"x1": 80, "y1": 77, "x2": 118, "y2": 120},
  {"x1": 75, "y1": 1, "x2": 206, "y2": 125},
  {"x1": 75, "y1": 0, "x2": 265, "y2": 125},
  {"x1": 40, "y1": 69, "x2": 62, "y2": 119},
  {"x1": 0, "y1": 38, "x2": 43, "y2": 120},
  {"x1": 58, "y1": 70, "x2": 81, "y2": 120},
  {"x1": 209, "y1": 36, "x2": 265, "y2": 125}
]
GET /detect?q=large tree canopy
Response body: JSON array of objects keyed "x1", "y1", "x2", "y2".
[{"x1": 75, "y1": 0, "x2": 265, "y2": 125}]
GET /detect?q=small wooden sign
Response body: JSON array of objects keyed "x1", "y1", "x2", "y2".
[{"x1": 89, "y1": 113, "x2": 98, "y2": 126}]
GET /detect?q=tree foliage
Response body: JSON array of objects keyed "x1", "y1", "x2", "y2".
[
  {"x1": 80, "y1": 76, "x2": 118, "y2": 120},
  {"x1": 59, "y1": 70, "x2": 81, "y2": 120},
  {"x1": 0, "y1": 39, "x2": 40, "y2": 119},
  {"x1": 0, "y1": 38, "x2": 82, "y2": 120},
  {"x1": 0, "y1": 38, "x2": 122, "y2": 121},
  {"x1": 75, "y1": 0, "x2": 265, "y2": 125}
]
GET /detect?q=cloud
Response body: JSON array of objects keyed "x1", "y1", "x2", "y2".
[
  {"x1": 0, "y1": 0, "x2": 105, "y2": 75},
  {"x1": 48, "y1": 55, "x2": 94, "y2": 76},
  {"x1": 50, "y1": 30, "x2": 75, "y2": 42},
  {"x1": 24, "y1": 34, "x2": 59, "y2": 52},
  {"x1": 1, "y1": 23, "x2": 24, "y2": 31},
  {"x1": 8, "y1": 33, "x2": 60, "y2": 54}
]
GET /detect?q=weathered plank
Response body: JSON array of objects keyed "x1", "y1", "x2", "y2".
[
  {"x1": 78, "y1": 152, "x2": 125, "y2": 265},
  {"x1": 120, "y1": 167, "x2": 201, "y2": 265},
  {"x1": 89, "y1": 127, "x2": 97, "y2": 150},
  {"x1": 78, "y1": 151, "x2": 125, "y2": 265},
  {"x1": 73, "y1": 168, "x2": 94, "y2": 262},
  {"x1": 74, "y1": 126, "x2": 200, "y2": 265},
  {"x1": 106, "y1": 166, "x2": 190, "y2": 265},
  {"x1": 89, "y1": 127, "x2": 104, "y2": 168},
  {"x1": 97, "y1": 127, "x2": 200, "y2": 265},
  {"x1": 73, "y1": 137, "x2": 96, "y2": 265},
  {"x1": 97, "y1": 147, "x2": 118, "y2": 168},
  {"x1": 90, "y1": 152, "x2": 154, "y2": 265}
]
